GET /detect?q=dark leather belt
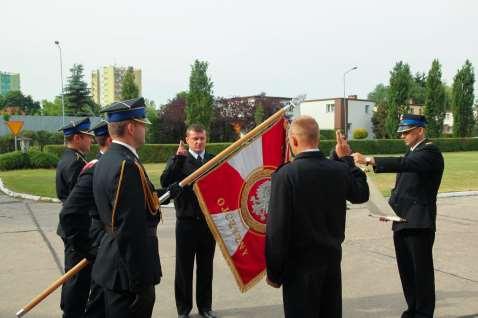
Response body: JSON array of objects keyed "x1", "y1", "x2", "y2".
[{"x1": 104, "y1": 224, "x2": 157, "y2": 237}]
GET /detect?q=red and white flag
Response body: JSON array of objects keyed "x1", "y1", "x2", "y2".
[{"x1": 193, "y1": 117, "x2": 289, "y2": 291}]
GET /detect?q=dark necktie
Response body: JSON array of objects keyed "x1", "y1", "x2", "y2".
[{"x1": 197, "y1": 155, "x2": 203, "y2": 164}]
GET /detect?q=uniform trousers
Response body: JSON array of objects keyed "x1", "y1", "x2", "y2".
[
  {"x1": 282, "y1": 259, "x2": 342, "y2": 318},
  {"x1": 84, "y1": 280, "x2": 105, "y2": 318},
  {"x1": 103, "y1": 286, "x2": 155, "y2": 318},
  {"x1": 394, "y1": 229, "x2": 435, "y2": 318},
  {"x1": 60, "y1": 241, "x2": 92, "y2": 318},
  {"x1": 175, "y1": 217, "x2": 216, "y2": 315}
]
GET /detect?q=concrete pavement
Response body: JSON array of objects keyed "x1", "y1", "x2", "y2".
[{"x1": 1, "y1": 194, "x2": 477, "y2": 317}]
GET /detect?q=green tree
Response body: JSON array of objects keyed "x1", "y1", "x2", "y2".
[
  {"x1": 64, "y1": 64, "x2": 98, "y2": 116},
  {"x1": 386, "y1": 61, "x2": 413, "y2": 138},
  {"x1": 254, "y1": 104, "x2": 265, "y2": 125},
  {"x1": 186, "y1": 60, "x2": 214, "y2": 130},
  {"x1": 121, "y1": 68, "x2": 140, "y2": 100},
  {"x1": 144, "y1": 98, "x2": 158, "y2": 143},
  {"x1": 368, "y1": 84, "x2": 389, "y2": 138},
  {"x1": 0, "y1": 90, "x2": 41, "y2": 115},
  {"x1": 424, "y1": 60, "x2": 446, "y2": 138},
  {"x1": 411, "y1": 72, "x2": 427, "y2": 105},
  {"x1": 41, "y1": 97, "x2": 63, "y2": 116},
  {"x1": 452, "y1": 60, "x2": 475, "y2": 137}
]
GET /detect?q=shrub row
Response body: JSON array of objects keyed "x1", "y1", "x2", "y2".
[
  {"x1": 44, "y1": 143, "x2": 233, "y2": 164},
  {"x1": 43, "y1": 138, "x2": 478, "y2": 164},
  {"x1": 0, "y1": 150, "x2": 59, "y2": 171},
  {"x1": 0, "y1": 130, "x2": 64, "y2": 154}
]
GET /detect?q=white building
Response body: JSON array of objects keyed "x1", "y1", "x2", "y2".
[{"x1": 296, "y1": 96, "x2": 375, "y2": 139}]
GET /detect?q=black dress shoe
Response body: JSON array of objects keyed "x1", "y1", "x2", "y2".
[{"x1": 199, "y1": 310, "x2": 217, "y2": 318}]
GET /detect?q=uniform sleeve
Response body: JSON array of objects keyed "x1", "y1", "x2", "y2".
[
  {"x1": 59, "y1": 170, "x2": 94, "y2": 254},
  {"x1": 160, "y1": 155, "x2": 186, "y2": 187},
  {"x1": 341, "y1": 156, "x2": 370, "y2": 204},
  {"x1": 374, "y1": 146, "x2": 444, "y2": 174},
  {"x1": 66, "y1": 159, "x2": 85, "y2": 194},
  {"x1": 113, "y1": 161, "x2": 150, "y2": 292},
  {"x1": 265, "y1": 169, "x2": 293, "y2": 285}
]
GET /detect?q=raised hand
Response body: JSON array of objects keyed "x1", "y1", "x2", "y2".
[
  {"x1": 176, "y1": 140, "x2": 188, "y2": 157},
  {"x1": 335, "y1": 130, "x2": 352, "y2": 158}
]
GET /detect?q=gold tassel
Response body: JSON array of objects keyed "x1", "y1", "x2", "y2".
[
  {"x1": 134, "y1": 161, "x2": 161, "y2": 219},
  {"x1": 111, "y1": 160, "x2": 126, "y2": 233}
]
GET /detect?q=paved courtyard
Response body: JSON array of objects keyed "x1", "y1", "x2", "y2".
[{"x1": 0, "y1": 193, "x2": 477, "y2": 317}]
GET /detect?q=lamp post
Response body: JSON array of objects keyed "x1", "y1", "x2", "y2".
[
  {"x1": 343, "y1": 66, "x2": 358, "y2": 138},
  {"x1": 54, "y1": 41, "x2": 65, "y2": 127}
]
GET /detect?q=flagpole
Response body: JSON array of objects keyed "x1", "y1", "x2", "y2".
[
  {"x1": 159, "y1": 95, "x2": 305, "y2": 204},
  {"x1": 16, "y1": 259, "x2": 90, "y2": 317}
]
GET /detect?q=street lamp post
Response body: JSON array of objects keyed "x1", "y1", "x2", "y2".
[
  {"x1": 343, "y1": 66, "x2": 358, "y2": 138},
  {"x1": 54, "y1": 41, "x2": 65, "y2": 127}
]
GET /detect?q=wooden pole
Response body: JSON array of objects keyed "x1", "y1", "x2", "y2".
[
  {"x1": 159, "y1": 96, "x2": 303, "y2": 204},
  {"x1": 16, "y1": 259, "x2": 90, "y2": 317}
]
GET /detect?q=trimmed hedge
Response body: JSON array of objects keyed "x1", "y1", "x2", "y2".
[
  {"x1": 319, "y1": 138, "x2": 478, "y2": 155},
  {"x1": 0, "y1": 152, "x2": 31, "y2": 170},
  {"x1": 44, "y1": 143, "x2": 233, "y2": 164},
  {"x1": 43, "y1": 138, "x2": 478, "y2": 164},
  {"x1": 29, "y1": 150, "x2": 59, "y2": 168},
  {"x1": 0, "y1": 150, "x2": 59, "y2": 170}
]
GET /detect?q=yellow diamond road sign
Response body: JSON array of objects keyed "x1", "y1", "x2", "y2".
[{"x1": 6, "y1": 120, "x2": 24, "y2": 136}]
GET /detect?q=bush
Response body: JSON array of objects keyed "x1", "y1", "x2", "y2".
[
  {"x1": 353, "y1": 128, "x2": 369, "y2": 139},
  {"x1": 0, "y1": 152, "x2": 31, "y2": 170},
  {"x1": 320, "y1": 129, "x2": 336, "y2": 140},
  {"x1": 45, "y1": 143, "x2": 233, "y2": 164},
  {"x1": 40, "y1": 138, "x2": 478, "y2": 164},
  {"x1": 29, "y1": 150, "x2": 59, "y2": 168},
  {"x1": 0, "y1": 135, "x2": 16, "y2": 154}
]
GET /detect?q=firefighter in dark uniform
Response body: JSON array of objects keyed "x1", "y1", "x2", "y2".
[
  {"x1": 353, "y1": 114, "x2": 444, "y2": 318},
  {"x1": 59, "y1": 120, "x2": 112, "y2": 318},
  {"x1": 56, "y1": 117, "x2": 93, "y2": 318},
  {"x1": 92, "y1": 97, "x2": 179, "y2": 318},
  {"x1": 265, "y1": 116, "x2": 370, "y2": 318},
  {"x1": 161, "y1": 124, "x2": 217, "y2": 318}
]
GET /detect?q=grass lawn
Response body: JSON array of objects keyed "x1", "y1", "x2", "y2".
[{"x1": 0, "y1": 153, "x2": 476, "y2": 198}]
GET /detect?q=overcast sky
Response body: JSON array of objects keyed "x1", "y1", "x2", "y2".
[{"x1": 1, "y1": 0, "x2": 477, "y2": 106}]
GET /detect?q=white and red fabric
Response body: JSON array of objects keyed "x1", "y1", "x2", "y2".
[{"x1": 193, "y1": 117, "x2": 288, "y2": 291}]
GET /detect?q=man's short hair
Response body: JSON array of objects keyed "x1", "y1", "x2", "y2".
[
  {"x1": 108, "y1": 121, "x2": 130, "y2": 137},
  {"x1": 95, "y1": 135, "x2": 109, "y2": 147},
  {"x1": 65, "y1": 135, "x2": 75, "y2": 143},
  {"x1": 65, "y1": 133, "x2": 85, "y2": 144},
  {"x1": 186, "y1": 123, "x2": 206, "y2": 135},
  {"x1": 290, "y1": 116, "x2": 320, "y2": 144}
]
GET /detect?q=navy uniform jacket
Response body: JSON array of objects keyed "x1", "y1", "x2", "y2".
[
  {"x1": 56, "y1": 148, "x2": 87, "y2": 238},
  {"x1": 161, "y1": 152, "x2": 214, "y2": 219},
  {"x1": 92, "y1": 143, "x2": 162, "y2": 292},
  {"x1": 374, "y1": 140, "x2": 444, "y2": 231},
  {"x1": 59, "y1": 154, "x2": 105, "y2": 259},
  {"x1": 266, "y1": 151, "x2": 370, "y2": 285}
]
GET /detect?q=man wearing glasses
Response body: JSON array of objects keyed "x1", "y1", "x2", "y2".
[{"x1": 353, "y1": 114, "x2": 444, "y2": 318}]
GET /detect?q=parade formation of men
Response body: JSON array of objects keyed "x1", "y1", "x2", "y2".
[{"x1": 54, "y1": 97, "x2": 444, "y2": 318}]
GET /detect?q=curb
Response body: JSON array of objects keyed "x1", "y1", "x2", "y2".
[
  {"x1": 0, "y1": 177, "x2": 175, "y2": 207},
  {"x1": 0, "y1": 178, "x2": 60, "y2": 203},
  {"x1": 437, "y1": 191, "x2": 478, "y2": 198},
  {"x1": 0, "y1": 177, "x2": 476, "y2": 204}
]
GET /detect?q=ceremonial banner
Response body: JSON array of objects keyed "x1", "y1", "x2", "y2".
[{"x1": 193, "y1": 117, "x2": 289, "y2": 292}]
